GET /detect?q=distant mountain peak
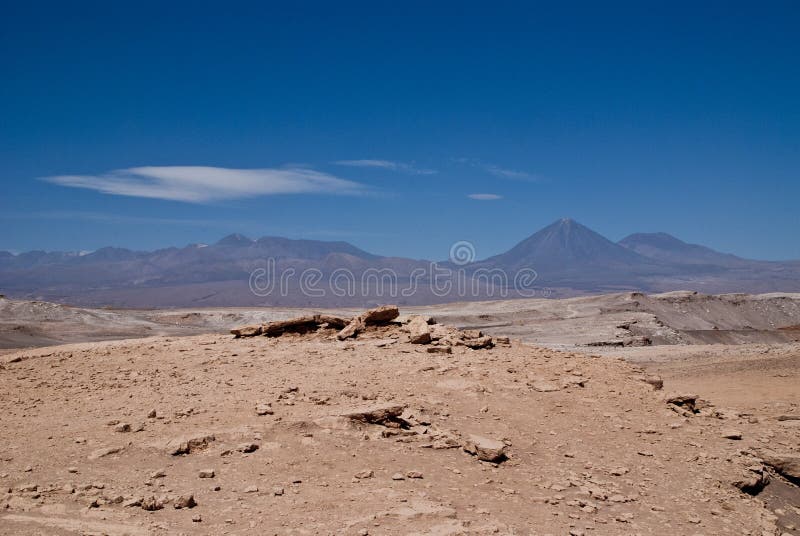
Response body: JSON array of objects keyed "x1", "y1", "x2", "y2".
[
  {"x1": 215, "y1": 233, "x2": 255, "y2": 246},
  {"x1": 483, "y1": 218, "x2": 647, "y2": 271}
]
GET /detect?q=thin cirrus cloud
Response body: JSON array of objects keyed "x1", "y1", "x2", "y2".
[
  {"x1": 453, "y1": 158, "x2": 540, "y2": 182},
  {"x1": 483, "y1": 164, "x2": 537, "y2": 181},
  {"x1": 468, "y1": 193, "x2": 503, "y2": 200},
  {"x1": 42, "y1": 166, "x2": 368, "y2": 203},
  {"x1": 333, "y1": 159, "x2": 437, "y2": 175}
]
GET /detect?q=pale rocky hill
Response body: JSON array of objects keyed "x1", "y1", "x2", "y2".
[{"x1": 1, "y1": 312, "x2": 796, "y2": 535}]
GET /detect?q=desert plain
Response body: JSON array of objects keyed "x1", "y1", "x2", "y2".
[{"x1": 1, "y1": 292, "x2": 798, "y2": 535}]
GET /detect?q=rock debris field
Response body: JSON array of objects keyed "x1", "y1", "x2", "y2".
[{"x1": 1, "y1": 305, "x2": 798, "y2": 535}]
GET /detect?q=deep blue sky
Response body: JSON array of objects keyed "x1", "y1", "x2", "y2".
[{"x1": 1, "y1": 1, "x2": 798, "y2": 260}]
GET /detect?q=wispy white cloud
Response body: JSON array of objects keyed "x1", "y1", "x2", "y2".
[
  {"x1": 454, "y1": 158, "x2": 540, "y2": 182},
  {"x1": 333, "y1": 159, "x2": 437, "y2": 175},
  {"x1": 2, "y1": 210, "x2": 240, "y2": 227},
  {"x1": 468, "y1": 193, "x2": 503, "y2": 200},
  {"x1": 42, "y1": 166, "x2": 367, "y2": 203},
  {"x1": 483, "y1": 165, "x2": 537, "y2": 181}
]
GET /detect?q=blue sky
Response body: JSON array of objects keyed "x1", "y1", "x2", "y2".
[{"x1": 1, "y1": 1, "x2": 798, "y2": 260}]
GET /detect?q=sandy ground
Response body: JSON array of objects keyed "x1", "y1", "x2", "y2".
[
  {"x1": 1, "y1": 295, "x2": 799, "y2": 534},
  {"x1": 1, "y1": 323, "x2": 798, "y2": 535}
]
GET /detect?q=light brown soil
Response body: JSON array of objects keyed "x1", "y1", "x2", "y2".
[{"x1": 1, "y1": 326, "x2": 794, "y2": 535}]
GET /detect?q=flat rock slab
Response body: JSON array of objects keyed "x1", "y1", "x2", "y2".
[
  {"x1": 88, "y1": 446, "x2": 124, "y2": 460},
  {"x1": 463, "y1": 434, "x2": 507, "y2": 463},
  {"x1": 341, "y1": 404, "x2": 407, "y2": 424},
  {"x1": 761, "y1": 453, "x2": 800, "y2": 483}
]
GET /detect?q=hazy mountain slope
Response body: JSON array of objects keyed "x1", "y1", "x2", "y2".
[
  {"x1": 1, "y1": 221, "x2": 799, "y2": 306},
  {"x1": 619, "y1": 232, "x2": 749, "y2": 267}
]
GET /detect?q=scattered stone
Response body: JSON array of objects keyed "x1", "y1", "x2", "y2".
[
  {"x1": 150, "y1": 470, "x2": 167, "y2": 479},
  {"x1": 406, "y1": 470, "x2": 423, "y2": 479},
  {"x1": 141, "y1": 495, "x2": 164, "y2": 511},
  {"x1": 243, "y1": 485, "x2": 259, "y2": 493},
  {"x1": 88, "y1": 446, "x2": 123, "y2": 460},
  {"x1": 192, "y1": 514, "x2": 202, "y2": 522},
  {"x1": 354, "y1": 470, "x2": 374, "y2": 479},
  {"x1": 166, "y1": 434, "x2": 216, "y2": 456},
  {"x1": 255, "y1": 403, "x2": 274, "y2": 416},
  {"x1": 426, "y1": 346, "x2": 452, "y2": 354},
  {"x1": 198, "y1": 469, "x2": 215, "y2": 479},
  {"x1": 644, "y1": 375, "x2": 664, "y2": 390},
  {"x1": 236, "y1": 442, "x2": 259, "y2": 453},
  {"x1": 531, "y1": 381, "x2": 560, "y2": 393},
  {"x1": 114, "y1": 423, "x2": 131, "y2": 433},
  {"x1": 147, "y1": 409, "x2": 157, "y2": 419},
  {"x1": 174, "y1": 494, "x2": 196, "y2": 509},
  {"x1": 272, "y1": 486, "x2": 284, "y2": 496},
  {"x1": 777, "y1": 415, "x2": 800, "y2": 421},
  {"x1": 391, "y1": 473, "x2": 406, "y2": 481},
  {"x1": 461, "y1": 336, "x2": 494, "y2": 349},
  {"x1": 665, "y1": 393, "x2": 699, "y2": 413},
  {"x1": 721, "y1": 430, "x2": 743, "y2": 440},
  {"x1": 123, "y1": 497, "x2": 143, "y2": 508},
  {"x1": 463, "y1": 435, "x2": 507, "y2": 463}
]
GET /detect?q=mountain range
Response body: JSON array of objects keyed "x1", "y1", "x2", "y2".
[{"x1": 1, "y1": 218, "x2": 798, "y2": 307}]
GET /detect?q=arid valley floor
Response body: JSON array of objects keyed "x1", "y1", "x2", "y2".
[{"x1": 1, "y1": 293, "x2": 799, "y2": 535}]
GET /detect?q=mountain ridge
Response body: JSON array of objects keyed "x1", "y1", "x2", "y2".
[{"x1": 2, "y1": 219, "x2": 799, "y2": 306}]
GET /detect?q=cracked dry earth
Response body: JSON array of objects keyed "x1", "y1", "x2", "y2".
[{"x1": 0, "y1": 327, "x2": 794, "y2": 535}]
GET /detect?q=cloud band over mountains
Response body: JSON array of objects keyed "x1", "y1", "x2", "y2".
[{"x1": 43, "y1": 166, "x2": 367, "y2": 203}]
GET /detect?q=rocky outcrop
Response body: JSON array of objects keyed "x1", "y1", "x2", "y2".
[
  {"x1": 231, "y1": 314, "x2": 351, "y2": 338},
  {"x1": 231, "y1": 305, "x2": 498, "y2": 352},
  {"x1": 337, "y1": 305, "x2": 399, "y2": 340},
  {"x1": 759, "y1": 452, "x2": 800, "y2": 484}
]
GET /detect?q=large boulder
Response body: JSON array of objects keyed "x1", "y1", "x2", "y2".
[
  {"x1": 262, "y1": 316, "x2": 319, "y2": 336},
  {"x1": 232, "y1": 314, "x2": 350, "y2": 338},
  {"x1": 337, "y1": 305, "x2": 399, "y2": 340},
  {"x1": 407, "y1": 316, "x2": 432, "y2": 344},
  {"x1": 231, "y1": 325, "x2": 263, "y2": 338},
  {"x1": 361, "y1": 305, "x2": 400, "y2": 325}
]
